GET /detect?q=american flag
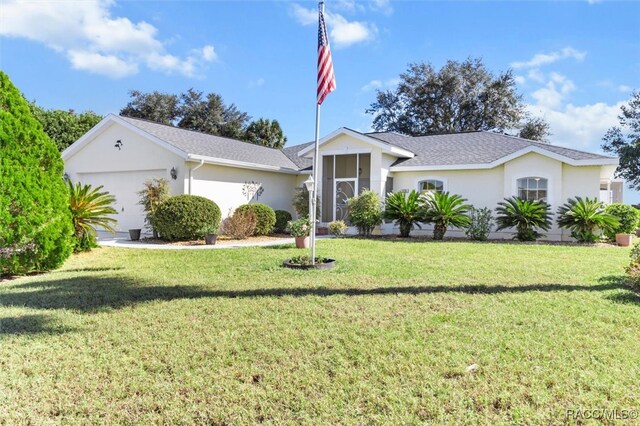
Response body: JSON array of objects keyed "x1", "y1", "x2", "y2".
[{"x1": 317, "y1": 4, "x2": 336, "y2": 105}]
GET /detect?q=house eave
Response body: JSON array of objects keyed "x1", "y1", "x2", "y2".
[{"x1": 187, "y1": 155, "x2": 301, "y2": 174}]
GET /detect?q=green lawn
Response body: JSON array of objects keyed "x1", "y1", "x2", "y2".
[{"x1": 1, "y1": 239, "x2": 638, "y2": 424}]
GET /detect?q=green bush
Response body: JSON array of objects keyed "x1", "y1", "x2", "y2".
[
  {"x1": 274, "y1": 210, "x2": 292, "y2": 233},
  {"x1": 422, "y1": 192, "x2": 472, "y2": 240},
  {"x1": 292, "y1": 187, "x2": 320, "y2": 218},
  {"x1": 495, "y1": 197, "x2": 552, "y2": 241},
  {"x1": 603, "y1": 203, "x2": 640, "y2": 240},
  {"x1": 556, "y1": 197, "x2": 618, "y2": 243},
  {"x1": 138, "y1": 178, "x2": 170, "y2": 238},
  {"x1": 154, "y1": 195, "x2": 221, "y2": 241},
  {"x1": 328, "y1": 220, "x2": 348, "y2": 237},
  {"x1": 383, "y1": 190, "x2": 423, "y2": 237},
  {"x1": 68, "y1": 180, "x2": 117, "y2": 252},
  {"x1": 627, "y1": 242, "x2": 640, "y2": 288},
  {"x1": 465, "y1": 207, "x2": 494, "y2": 241},
  {"x1": 348, "y1": 190, "x2": 382, "y2": 236},
  {"x1": 0, "y1": 71, "x2": 73, "y2": 275},
  {"x1": 235, "y1": 203, "x2": 276, "y2": 235}
]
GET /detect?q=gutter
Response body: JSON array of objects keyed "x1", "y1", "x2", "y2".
[{"x1": 188, "y1": 159, "x2": 205, "y2": 194}]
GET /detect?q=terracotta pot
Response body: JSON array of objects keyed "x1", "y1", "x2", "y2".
[
  {"x1": 204, "y1": 234, "x2": 217, "y2": 245},
  {"x1": 615, "y1": 233, "x2": 633, "y2": 247},
  {"x1": 295, "y1": 236, "x2": 310, "y2": 249}
]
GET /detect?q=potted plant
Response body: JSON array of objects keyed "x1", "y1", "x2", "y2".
[
  {"x1": 128, "y1": 229, "x2": 141, "y2": 241},
  {"x1": 200, "y1": 224, "x2": 219, "y2": 245},
  {"x1": 288, "y1": 216, "x2": 311, "y2": 248},
  {"x1": 604, "y1": 203, "x2": 639, "y2": 247}
]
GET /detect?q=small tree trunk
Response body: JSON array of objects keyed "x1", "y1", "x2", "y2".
[
  {"x1": 433, "y1": 222, "x2": 446, "y2": 240},
  {"x1": 399, "y1": 222, "x2": 411, "y2": 237}
]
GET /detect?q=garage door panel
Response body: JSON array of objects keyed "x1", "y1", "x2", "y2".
[{"x1": 77, "y1": 169, "x2": 166, "y2": 232}]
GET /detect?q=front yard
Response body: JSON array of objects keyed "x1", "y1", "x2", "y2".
[{"x1": 0, "y1": 239, "x2": 638, "y2": 424}]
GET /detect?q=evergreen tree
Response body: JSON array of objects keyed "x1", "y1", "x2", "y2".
[{"x1": 0, "y1": 71, "x2": 73, "y2": 275}]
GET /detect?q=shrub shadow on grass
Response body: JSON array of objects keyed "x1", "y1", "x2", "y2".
[
  {"x1": 599, "y1": 275, "x2": 640, "y2": 306},
  {"x1": 260, "y1": 244, "x2": 296, "y2": 250},
  {"x1": 0, "y1": 275, "x2": 634, "y2": 314},
  {"x1": 0, "y1": 314, "x2": 75, "y2": 335}
]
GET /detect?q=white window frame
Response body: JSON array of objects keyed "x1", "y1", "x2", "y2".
[
  {"x1": 515, "y1": 176, "x2": 550, "y2": 203},
  {"x1": 416, "y1": 176, "x2": 448, "y2": 194}
]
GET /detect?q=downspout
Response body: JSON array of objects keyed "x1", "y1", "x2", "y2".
[{"x1": 188, "y1": 159, "x2": 205, "y2": 195}]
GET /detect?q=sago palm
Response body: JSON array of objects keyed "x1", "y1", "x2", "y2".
[
  {"x1": 495, "y1": 196, "x2": 552, "y2": 241},
  {"x1": 383, "y1": 190, "x2": 423, "y2": 237},
  {"x1": 421, "y1": 192, "x2": 472, "y2": 240},
  {"x1": 68, "y1": 180, "x2": 118, "y2": 251},
  {"x1": 556, "y1": 197, "x2": 618, "y2": 243}
]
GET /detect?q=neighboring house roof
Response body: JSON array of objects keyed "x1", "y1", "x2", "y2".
[
  {"x1": 365, "y1": 131, "x2": 616, "y2": 169},
  {"x1": 117, "y1": 116, "x2": 300, "y2": 171}
]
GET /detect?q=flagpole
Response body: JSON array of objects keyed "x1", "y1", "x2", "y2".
[{"x1": 311, "y1": 103, "x2": 320, "y2": 265}]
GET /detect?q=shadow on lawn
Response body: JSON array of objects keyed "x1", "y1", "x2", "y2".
[
  {"x1": 0, "y1": 274, "x2": 637, "y2": 314},
  {"x1": 0, "y1": 314, "x2": 75, "y2": 335}
]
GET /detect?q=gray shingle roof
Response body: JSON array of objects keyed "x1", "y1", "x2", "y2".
[
  {"x1": 119, "y1": 116, "x2": 299, "y2": 171},
  {"x1": 366, "y1": 131, "x2": 613, "y2": 167},
  {"x1": 282, "y1": 142, "x2": 313, "y2": 170}
]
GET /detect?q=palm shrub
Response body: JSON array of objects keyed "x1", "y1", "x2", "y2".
[
  {"x1": 273, "y1": 210, "x2": 292, "y2": 233},
  {"x1": 154, "y1": 195, "x2": 221, "y2": 241},
  {"x1": 495, "y1": 197, "x2": 552, "y2": 241},
  {"x1": 348, "y1": 190, "x2": 382, "y2": 236},
  {"x1": 235, "y1": 203, "x2": 276, "y2": 235},
  {"x1": 556, "y1": 197, "x2": 619, "y2": 243},
  {"x1": 465, "y1": 207, "x2": 494, "y2": 241},
  {"x1": 138, "y1": 178, "x2": 170, "y2": 238},
  {"x1": 603, "y1": 203, "x2": 640, "y2": 240},
  {"x1": 383, "y1": 190, "x2": 423, "y2": 237},
  {"x1": 422, "y1": 192, "x2": 472, "y2": 240},
  {"x1": 0, "y1": 71, "x2": 73, "y2": 275},
  {"x1": 67, "y1": 180, "x2": 118, "y2": 251}
]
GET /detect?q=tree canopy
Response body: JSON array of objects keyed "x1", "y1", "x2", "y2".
[
  {"x1": 0, "y1": 71, "x2": 73, "y2": 275},
  {"x1": 119, "y1": 88, "x2": 284, "y2": 146},
  {"x1": 601, "y1": 91, "x2": 640, "y2": 191},
  {"x1": 366, "y1": 58, "x2": 550, "y2": 141},
  {"x1": 30, "y1": 104, "x2": 102, "y2": 152},
  {"x1": 244, "y1": 118, "x2": 287, "y2": 149}
]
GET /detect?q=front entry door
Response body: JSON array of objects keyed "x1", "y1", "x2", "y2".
[{"x1": 335, "y1": 179, "x2": 356, "y2": 223}]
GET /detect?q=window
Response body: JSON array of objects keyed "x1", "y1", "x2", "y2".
[
  {"x1": 517, "y1": 177, "x2": 547, "y2": 202},
  {"x1": 419, "y1": 179, "x2": 444, "y2": 194}
]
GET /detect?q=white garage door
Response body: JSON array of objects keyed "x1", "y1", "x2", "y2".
[{"x1": 77, "y1": 169, "x2": 167, "y2": 232}]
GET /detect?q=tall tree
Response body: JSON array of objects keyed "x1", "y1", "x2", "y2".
[
  {"x1": 601, "y1": 91, "x2": 640, "y2": 191},
  {"x1": 366, "y1": 58, "x2": 550, "y2": 141},
  {"x1": 244, "y1": 118, "x2": 287, "y2": 148},
  {"x1": 121, "y1": 88, "x2": 252, "y2": 141},
  {"x1": 30, "y1": 104, "x2": 102, "y2": 151},
  {"x1": 0, "y1": 71, "x2": 73, "y2": 275},
  {"x1": 518, "y1": 117, "x2": 551, "y2": 143},
  {"x1": 120, "y1": 90, "x2": 180, "y2": 125}
]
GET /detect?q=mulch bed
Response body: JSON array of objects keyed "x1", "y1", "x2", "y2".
[{"x1": 140, "y1": 234, "x2": 293, "y2": 246}]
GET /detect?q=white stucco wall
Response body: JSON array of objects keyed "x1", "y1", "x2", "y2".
[
  {"x1": 190, "y1": 164, "x2": 299, "y2": 218},
  {"x1": 63, "y1": 122, "x2": 186, "y2": 231}
]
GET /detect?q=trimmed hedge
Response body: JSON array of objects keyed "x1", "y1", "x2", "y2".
[
  {"x1": 235, "y1": 203, "x2": 276, "y2": 235},
  {"x1": 604, "y1": 203, "x2": 639, "y2": 240},
  {"x1": 274, "y1": 210, "x2": 292, "y2": 233},
  {"x1": 154, "y1": 195, "x2": 221, "y2": 241},
  {"x1": 0, "y1": 71, "x2": 73, "y2": 275}
]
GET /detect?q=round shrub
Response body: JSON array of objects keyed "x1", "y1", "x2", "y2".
[
  {"x1": 604, "y1": 203, "x2": 640, "y2": 240},
  {"x1": 0, "y1": 71, "x2": 73, "y2": 275},
  {"x1": 154, "y1": 195, "x2": 221, "y2": 241},
  {"x1": 348, "y1": 190, "x2": 382, "y2": 236},
  {"x1": 235, "y1": 203, "x2": 276, "y2": 235},
  {"x1": 328, "y1": 220, "x2": 348, "y2": 237},
  {"x1": 274, "y1": 210, "x2": 292, "y2": 233}
]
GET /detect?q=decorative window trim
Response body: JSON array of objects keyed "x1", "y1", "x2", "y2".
[
  {"x1": 416, "y1": 176, "x2": 448, "y2": 193},
  {"x1": 513, "y1": 176, "x2": 551, "y2": 203}
]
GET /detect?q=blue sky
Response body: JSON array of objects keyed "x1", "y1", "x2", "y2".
[{"x1": 1, "y1": 0, "x2": 639, "y2": 201}]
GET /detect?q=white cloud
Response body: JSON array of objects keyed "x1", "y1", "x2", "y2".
[
  {"x1": 531, "y1": 73, "x2": 575, "y2": 110},
  {"x1": 0, "y1": 0, "x2": 215, "y2": 78},
  {"x1": 201, "y1": 45, "x2": 217, "y2": 62},
  {"x1": 618, "y1": 84, "x2": 633, "y2": 93},
  {"x1": 360, "y1": 78, "x2": 399, "y2": 92},
  {"x1": 511, "y1": 47, "x2": 586, "y2": 69},
  {"x1": 370, "y1": 0, "x2": 393, "y2": 15},
  {"x1": 291, "y1": 3, "x2": 376, "y2": 48},
  {"x1": 248, "y1": 77, "x2": 265, "y2": 88},
  {"x1": 514, "y1": 75, "x2": 526, "y2": 85}
]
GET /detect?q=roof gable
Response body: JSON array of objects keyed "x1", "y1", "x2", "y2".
[{"x1": 296, "y1": 127, "x2": 415, "y2": 158}]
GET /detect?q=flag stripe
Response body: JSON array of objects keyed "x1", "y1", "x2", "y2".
[{"x1": 317, "y1": 6, "x2": 336, "y2": 105}]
